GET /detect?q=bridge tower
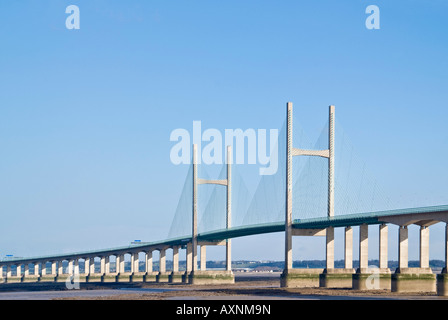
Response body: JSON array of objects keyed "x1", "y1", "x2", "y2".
[
  {"x1": 188, "y1": 144, "x2": 235, "y2": 285},
  {"x1": 281, "y1": 102, "x2": 340, "y2": 287}
]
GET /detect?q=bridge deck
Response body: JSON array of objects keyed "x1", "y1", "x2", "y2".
[{"x1": 2, "y1": 205, "x2": 448, "y2": 264}]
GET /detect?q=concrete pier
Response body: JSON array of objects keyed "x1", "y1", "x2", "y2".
[
  {"x1": 169, "y1": 246, "x2": 183, "y2": 283},
  {"x1": 157, "y1": 249, "x2": 170, "y2": 283},
  {"x1": 437, "y1": 223, "x2": 448, "y2": 296},
  {"x1": 319, "y1": 227, "x2": 355, "y2": 289},
  {"x1": 281, "y1": 268, "x2": 324, "y2": 288},
  {"x1": 392, "y1": 225, "x2": 436, "y2": 293},
  {"x1": 188, "y1": 270, "x2": 235, "y2": 285}
]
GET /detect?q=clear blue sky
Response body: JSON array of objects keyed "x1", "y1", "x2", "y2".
[{"x1": 1, "y1": 1, "x2": 447, "y2": 262}]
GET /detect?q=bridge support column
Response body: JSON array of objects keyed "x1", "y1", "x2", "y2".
[
  {"x1": 55, "y1": 260, "x2": 68, "y2": 282},
  {"x1": 353, "y1": 224, "x2": 371, "y2": 290},
  {"x1": 23, "y1": 263, "x2": 38, "y2": 283},
  {"x1": 144, "y1": 251, "x2": 157, "y2": 282},
  {"x1": 157, "y1": 249, "x2": 169, "y2": 283},
  {"x1": 56, "y1": 260, "x2": 68, "y2": 282},
  {"x1": 379, "y1": 224, "x2": 389, "y2": 269},
  {"x1": 22, "y1": 262, "x2": 37, "y2": 282},
  {"x1": 359, "y1": 224, "x2": 369, "y2": 270},
  {"x1": 58, "y1": 261, "x2": 64, "y2": 278},
  {"x1": 89, "y1": 257, "x2": 103, "y2": 283},
  {"x1": 16, "y1": 265, "x2": 22, "y2": 280},
  {"x1": 392, "y1": 225, "x2": 435, "y2": 293},
  {"x1": 39, "y1": 261, "x2": 55, "y2": 282},
  {"x1": 8, "y1": 264, "x2": 23, "y2": 283},
  {"x1": 85, "y1": 257, "x2": 94, "y2": 282},
  {"x1": 420, "y1": 226, "x2": 429, "y2": 269},
  {"x1": 184, "y1": 243, "x2": 192, "y2": 283},
  {"x1": 437, "y1": 223, "x2": 448, "y2": 296},
  {"x1": 101, "y1": 256, "x2": 116, "y2": 283},
  {"x1": 90, "y1": 258, "x2": 96, "y2": 275},
  {"x1": 399, "y1": 226, "x2": 408, "y2": 269},
  {"x1": 104, "y1": 256, "x2": 110, "y2": 274},
  {"x1": 114, "y1": 255, "x2": 120, "y2": 274},
  {"x1": 74, "y1": 260, "x2": 80, "y2": 276},
  {"x1": 119, "y1": 254, "x2": 125, "y2": 274},
  {"x1": 170, "y1": 246, "x2": 183, "y2": 283},
  {"x1": 130, "y1": 253, "x2": 136, "y2": 273},
  {"x1": 4, "y1": 265, "x2": 13, "y2": 283},
  {"x1": 51, "y1": 261, "x2": 57, "y2": 275},
  {"x1": 67, "y1": 260, "x2": 73, "y2": 275},
  {"x1": 84, "y1": 258, "x2": 90, "y2": 276},
  {"x1": 0, "y1": 266, "x2": 4, "y2": 283},
  {"x1": 200, "y1": 245, "x2": 206, "y2": 271},
  {"x1": 353, "y1": 224, "x2": 391, "y2": 290},
  {"x1": 130, "y1": 252, "x2": 144, "y2": 282},
  {"x1": 320, "y1": 226, "x2": 355, "y2": 289},
  {"x1": 325, "y1": 227, "x2": 334, "y2": 270},
  {"x1": 100, "y1": 256, "x2": 106, "y2": 275},
  {"x1": 116, "y1": 254, "x2": 132, "y2": 282},
  {"x1": 34, "y1": 262, "x2": 40, "y2": 276},
  {"x1": 345, "y1": 226, "x2": 353, "y2": 269},
  {"x1": 173, "y1": 247, "x2": 179, "y2": 273}
]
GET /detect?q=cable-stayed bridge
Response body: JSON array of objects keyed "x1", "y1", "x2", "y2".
[{"x1": 1, "y1": 103, "x2": 448, "y2": 295}]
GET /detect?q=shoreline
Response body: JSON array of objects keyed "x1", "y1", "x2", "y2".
[{"x1": 0, "y1": 272, "x2": 447, "y2": 300}]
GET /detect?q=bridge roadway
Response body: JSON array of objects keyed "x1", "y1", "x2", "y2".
[
  {"x1": 1, "y1": 204, "x2": 447, "y2": 266},
  {"x1": 1, "y1": 204, "x2": 448, "y2": 295}
]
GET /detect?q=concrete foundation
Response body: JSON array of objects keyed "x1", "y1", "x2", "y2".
[
  {"x1": 280, "y1": 268, "x2": 324, "y2": 288},
  {"x1": 352, "y1": 268, "x2": 391, "y2": 290},
  {"x1": 144, "y1": 271, "x2": 158, "y2": 282},
  {"x1": 100, "y1": 274, "x2": 117, "y2": 283},
  {"x1": 86, "y1": 274, "x2": 103, "y2": 283},
  {"x1": 55, "y1": 274, "x2": 70, "y2": 283},
  {"x1": 22, "y1": 275, "x2": 41, "y2": 283},
  {"x1": 319, "y1": 268, "x2": 355, "y2": 288},
  {"x1": 436, "y1": 271, "x2": 448, "y2": 296},
  {"x1": 130, "y1": 272, "x2": 146, "y2": 282},
  {"x1": 6, "y1": 276, "x2": 23, "y2": 283},
  {"x1": 169, "y1": 271, "x2": 185, "y2": 283},
  {"x1": 116, "y1": 273, "x2": 132, "y2": 282},
  {"x1": 39, "y1": 275, "x2": 57, "y2": 282},
  {"x1": 188, "y1": 270, "x2": 235, "y2": 285},
  {"x1": 391, "y1": 268, "x2": 436, "y2": 293},
  {"x1": 156, "y1": 272, "x2": 171, "y2": 283}
]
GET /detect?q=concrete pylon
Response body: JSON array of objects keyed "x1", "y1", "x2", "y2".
[
  {"x1": 226, "y1": 145, "x2": 232, "y2": 272},
  {"x1": 282, "y1": 103, "x2": 341, "y2": 288},
  {"x1": 192, "y1": 144, "x2": 198, "y2": 273},
  {"x1": 189, "y1": 144, "x2": 234, "y2": 285},
  {"x1": 284, "y1": 102, "x2": 293, "y2": 272},
  {"x1": 328, "y1": 105, "x2": 335, "y2": 218}
]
